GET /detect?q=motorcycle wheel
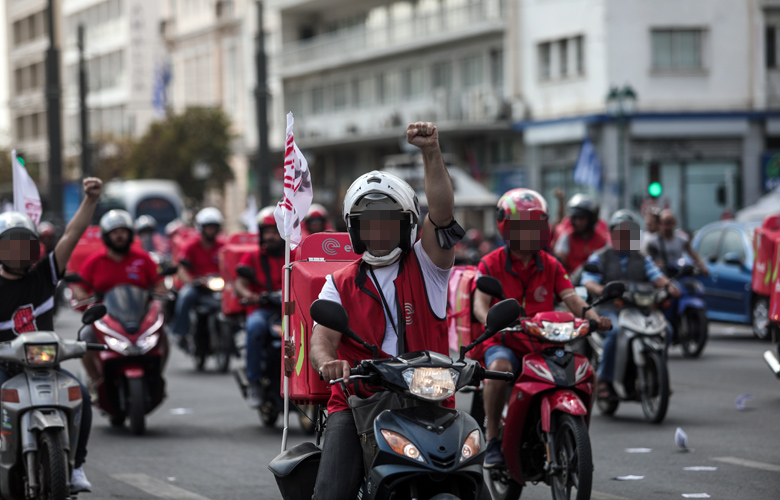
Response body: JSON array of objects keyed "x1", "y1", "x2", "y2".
[
  {"x1": 110, "y1": 415, "x2": 125, "y2": 428},
  {"x1": 259, "y1": 402, "x2": 280, "y2": 427},
  {"x1": 596, "y1": 395, "x2": 619, "y2": 416},
  {"x1": 482, "y1": 466, "x2": 522, "y2": 500},
  {"x1": 215, "y1": 321, "x2": 233, "y2": 374},
  {"x1": 36, "y1": 429, "x2": 69, "y2": 500},
  {"x1": 640, "y1": 351, "x2": 670, "y2": 423},
  {"x1": 128, "y1": 378, "x2": 147, "y2": 436},
  {"x1": 551, "y1": 414, "x2": 593, "y2": 500},
  {"x1": 680, "y1": 309, "x2": 708, "y2": 358},
  {"x1": 752, "y1": 297, "x2": 771, "y2": 340}
]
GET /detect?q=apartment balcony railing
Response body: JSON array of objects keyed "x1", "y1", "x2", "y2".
[{"x1": 280, "y1": 0, "x2": 504, "y2": 72}]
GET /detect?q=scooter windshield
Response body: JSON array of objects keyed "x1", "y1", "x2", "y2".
[{"x1": 104, "y1": 285, "x2": 150, "y2": 333}]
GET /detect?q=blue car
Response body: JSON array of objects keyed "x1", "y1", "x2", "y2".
[{"x1": 690, "y1": 220, "x2": 765, "y2": 337}]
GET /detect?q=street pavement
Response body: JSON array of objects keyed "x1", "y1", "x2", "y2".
[{"x1": 54, "y1": 310, "x2": 780, "y2": 499}]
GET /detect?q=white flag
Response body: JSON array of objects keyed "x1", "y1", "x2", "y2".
[
  {"x1": 274, "y1": 113, "x2": 312, "y2": 249},
  {"x1": 12, "y1": 150, "x2": 42, "y2": 225},
  {"x1": 241, "y1": 195, "x2": 259, "y2": 234}
]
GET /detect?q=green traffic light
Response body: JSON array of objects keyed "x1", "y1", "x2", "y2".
[{"x1": 648, "y1": 182, "x2": 662, "y2": 197}]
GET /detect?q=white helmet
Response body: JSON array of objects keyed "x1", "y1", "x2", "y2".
[
  {"x1": 195, "y1": 207, "x2": 224, "y2": 231},
  {"x1": 343, "y1": 170, "x2": 420, "y2": 259}
]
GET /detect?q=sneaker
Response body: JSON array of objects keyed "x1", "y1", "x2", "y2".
[
  {"x1": 483, "y1": 438, "x2": 504, "y2": 468},
  {"x1": 71, "y1": 466, "x2": 92, "y2": 493},
  {"x1": 247, "y1": 382, "x2": 262, "y2": 409}
]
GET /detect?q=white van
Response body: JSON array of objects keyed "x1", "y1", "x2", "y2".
[{"x1": 94, "y1": 179, "x2": 185, "y2": 232}]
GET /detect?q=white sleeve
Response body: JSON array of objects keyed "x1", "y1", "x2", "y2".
[
  {"x1": 554, "y1": 232, "x2": 570, "y2": 254},
  {"x1": 312, "y1": 275, "x2": 342, "y2": 327},
  {"x1": 413, "y1": 240, "x2": 451, "y2": 320}
]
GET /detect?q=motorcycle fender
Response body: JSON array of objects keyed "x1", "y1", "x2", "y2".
[
  {"x1": 122, "y1": 366, "x2": 145, "y2": 379},
  {"x1": 679, "y1": 297, "x2": 706, "y2": 315},
  {"x1": 540, "y1": 391, "x2": 588, "y2": 433},
  {"x1": 613, "y1": 328, "x2": 633, "y2": 398},
  {"x1": 21, "y1": 410, "x2": 71, "y2": 455},
  {"x1": 632, "y1": 339, "x2": 646, "y2": 367}
]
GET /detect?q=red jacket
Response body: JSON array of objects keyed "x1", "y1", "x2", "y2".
[
  {"x1": 561, "y1": 226, "x2": 609, "y2": 273},
  {"x1": 327, "y1": 250, "x2": 450, "y2": 413}
]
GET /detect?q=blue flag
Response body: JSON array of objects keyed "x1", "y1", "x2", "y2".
[
  {"x1": 573, "y1": 137, "x2": 602, "y2": 190},
  {"x1": 152, "y1": 61, "x2": 171, "y2": 117}
]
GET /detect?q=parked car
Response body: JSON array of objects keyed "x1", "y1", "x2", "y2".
[
  {"x1": 690, "y1": 221, "x2": 763, "y2": 334},
  {"x1": 93, "y1": 179, "x2": 185, "y2": 233}
]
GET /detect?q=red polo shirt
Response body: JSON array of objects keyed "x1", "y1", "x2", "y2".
[
  {"x1": 179, "y1": 239, "x2": 224, "y2": 278},
  {"x1": 237, "y1": 249, "x2": 284, "y2": 313},
  {"x1": 79, "y1": 248, "x2": 161, "y2": 294}
]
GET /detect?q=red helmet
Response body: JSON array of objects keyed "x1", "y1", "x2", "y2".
[
  {"x1": 257, "y1": 206, "x2": 276, "y2": 228},
  {"x1": 305, "y1": 203, "x2": 328, "y2": 220},
  {"x1": 37, "y1": 221, "x2": 55, "y2": 237},
  {"x1": 496, "y1": 188, "x2": 547, "y2": 231}
]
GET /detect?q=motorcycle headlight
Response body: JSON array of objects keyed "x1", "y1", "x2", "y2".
[
  {"x1": 540, "y1": 321, "x2": 577, "y2": 343},
  {"x1": 138, "y1": 332, "x2": 160, "y2": 352},
  {"x1": 402, "y1": 368, "x2": 458, "y2": 401},
  {"x1": 633, "y1": 293, "x2": 655, "y2": 307},
  {"x1": 206, "y1": 277, "x2": 225, "y2": 292},
  {"x1": 105, "y1": 335, "x2": 131, "y2": 353},
  {"x1": 460, "y1": 429, "x2": 481, "y2": 462},
  {"x1": 25, "y1": 344, "x2": 58, "y2": 366},
  {"x1": 380, "y1": 429, "x2": 426, "y2": 463}
]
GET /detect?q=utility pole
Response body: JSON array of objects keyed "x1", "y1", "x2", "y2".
[
  {"x1": 45, "y1": 0, "x2": 63, "y2": 222},
  {"x1": 254, "y1": 0, "x2": 271, "y2": 208},
  {"x1": 78, "y1": 24, "x2": 91, "y2": 178}
]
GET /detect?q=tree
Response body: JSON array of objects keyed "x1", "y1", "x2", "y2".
[{"x1": 128, "y1": 107, "x2": 235, "y2": 200}]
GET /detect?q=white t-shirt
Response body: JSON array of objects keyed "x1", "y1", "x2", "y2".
[{"x1": 317, "y1": 240, "x2": 451, "y2": 356}]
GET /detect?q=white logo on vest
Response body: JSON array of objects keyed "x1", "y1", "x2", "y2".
[{"x1": 404, "y1": 303, "x2": 415, "y2": 325}]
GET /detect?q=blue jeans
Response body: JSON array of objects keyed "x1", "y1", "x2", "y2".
[
  {"x1": 171, "y1": 284, "x2": 199, "y2": 337},
  {"x1": 245, "y1": 309, "x2": 278, "y2": 383},
  {"x1": 596, "y1": 310, "x2": 620, "y2": 383},
  {"x1": 0, "y1": 367, "x2": 91, "y2": 467}
]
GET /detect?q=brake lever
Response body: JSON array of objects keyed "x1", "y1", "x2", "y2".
[{"x1": 329, "y1": 374, "x2": 372, "y2": 386}]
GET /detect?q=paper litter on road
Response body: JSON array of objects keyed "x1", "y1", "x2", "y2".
[
  {"x1": 169, "y1": 408, "x2": 193, "y2": 415},
  {"x1": 735, "y1": 393, "x2": 753, "y2": 411},
  {"x1": 625, "y1": 448, "x2": 652, "y2": 453},
  {"x1": 675, "y1": 427, "x2": 694, "y2": 452},
  {"x1": 613, "y1": 475, "x2": 644, "y2": 480},
  {"x1": 167, "y1": 477, "x2": 176, "y2": 482},
  {"x1": 682, "y1": 494, "x2": 711, "y2": 498},
  {"x1": 683, "y1": 466, "x2": 718, "y2": 471}
]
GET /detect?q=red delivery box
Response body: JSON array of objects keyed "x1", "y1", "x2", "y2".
[
  {"x1": 283, "y1": 232, "x2": 358, "y2": 404},
  {"x1": 219, "y1": 238, "x2": 257, "y2": 316},
  {"x1": 752, "y1": 215, "x2": 780, "y2": 297}
]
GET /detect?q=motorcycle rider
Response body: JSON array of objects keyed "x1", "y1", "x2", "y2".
[
  {"x1": 554, "y1": 193, "x2": 609, "y2": 273},
  {"x1": 581, "y1": 209, "x2": 681, "y2": 400},
  {"x1": 473, "y1": 188, "x2": 611, "y2": 468},
  {"x1": 646, "y1": 209, "x2": 709, "y2": 276},
  {"x1": 136, "y1": 214, "x2": 169, "y2": 257},
  {"x1": 0, "y1": 177, "x2": 102, "y2": 493},
  {"x1": 303, "y1": 203, "x2": 332, "y2": 235},
  {"x1": 171, "y1": 207, "x2": 225, "y2": 349},
  {"x1": 234, "y1": 207, "x2": 284, "y2": 408},
  {"x1": 72, "y1": 210, "x2": 170, "y2": 389},
  {"x1": 640, "y1": 206, "x2": 661, "y2": 255},
  {"x1": 310, "y1": 122, "x2": 464, "y2": 500}
]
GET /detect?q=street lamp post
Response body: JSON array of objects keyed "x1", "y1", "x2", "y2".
[{"x1": 605, "y1": 85, "x2": 637, "y2": 210}]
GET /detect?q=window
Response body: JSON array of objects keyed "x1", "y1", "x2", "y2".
[
  {"x1": 575, "y1": 35, "x2": 585, "y2": 75},
  {"x1": 490, "y1": 49, "x2": 503, "y2": 88},
  {"x1": 718, "y1": 230, "x2": 745, "y2": 263},
  {"x1": 312, "y1": 86, "x2": 325, "y2": 114},
  {"x1": 652, "y1": 29, "x2": 704, "y2": 70},
  {"x1": 432, "y1": 61, "x2": 452, "y2": 90},
  {"x1": 767, "y1": 26, "x2": 778, "y2": 68},
  {"x1": 696, "y1": 230, "x2": 721, "y2": 262},
  {"x1": 353, "y1": 77, "x2": 372, "y2": 108},
  {"x1": 403, "y1": 67, "x2": 424, "y2": 98},
  {"x1": 559, "y1": 39, "x2": 568, "y2": 77},
  {"x1": 377, "y1": 72, "x2": 400, "y2": 104},
  {"x1": 461, "y1": 55, "x2": 483, "y2": 88},
  {"x1": 333, "y1": 83, "x2": 347, "y2": 110},
  {"x1": 538, "y1": 42, "x2": 551, "y2": 81}
]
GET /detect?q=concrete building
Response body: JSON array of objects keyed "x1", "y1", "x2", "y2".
[
  {"x1": 61, "y1": 0, "x2": 163, "y2": 169},
  {"x1": 5, "y1": 0, "x2": 61, "y2": 190},
  {"x1": 518, "y1": 0, "x2": 780, "y2": 231}
]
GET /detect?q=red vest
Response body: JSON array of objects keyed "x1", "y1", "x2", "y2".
[
  {"x1": 479, "y1": 247, "x2": 566, "y2": 354},
  {"x1": 562, "y1": 227, "x2": 608, "y2": 272},
  {"x1": 328, "y1": 250, "x2": 450, "y2": 413}
]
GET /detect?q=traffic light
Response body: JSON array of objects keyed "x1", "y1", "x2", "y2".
[{"x1": 648, "y1": 162, "x2": 661, "y2": 197}]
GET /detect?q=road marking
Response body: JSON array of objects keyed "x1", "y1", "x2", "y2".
[
  {"x1": 711, "y1": 457, "x2": 780, "y2": 473},
  {"x1": 592, "y1": 491, "x2": 631, "y2": 500},
  {"x1": 112, "y1": 474, "x2": 212, "y2": 500}
]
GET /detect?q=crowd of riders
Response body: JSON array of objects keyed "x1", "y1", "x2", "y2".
[{"x1": 0, "y1": 120, "x2": 710, "y2": 496}]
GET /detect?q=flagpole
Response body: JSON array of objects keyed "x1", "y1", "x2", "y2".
[{"x1": 281, "y1": 234, "x2": 291, "y2": 452}]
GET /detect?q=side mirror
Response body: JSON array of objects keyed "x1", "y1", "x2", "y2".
[
  {"x1": 476, "y1": 276, "x2": 505, "y2": 300},
  {"x1": 723, "y1": 252, "x2": 744, "y2": 267},
  {"x1": 310, "y1": 299, "x2": 350, "y2": 335},
  {"x1": 582, "y1": 263, "x2": 601, "y2": 274},
  {"x1": 600, "y1": 281, "x2": 626, "y2": 301},
  {"x1": 63, "y1": 274, "x2": 83, "y2": 283},
  {"x1": 160, "y1": 265, "x2": 178, "y2": 276},
  {"x1": 237, "y1": 266, "x2": 258, "y2": 283},
  {"x1": 485, "y1": 299, "x2": 521, "y2": 335},
  {"x1": 81, "y1": 304, "x2": 106, "y2": 324}
]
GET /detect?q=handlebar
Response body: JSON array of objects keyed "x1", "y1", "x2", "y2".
[
  {"x1": 483, "y1": 369, "x2": 515, "y2": 382},
  {"x1": 86, "y1": 343, "x2": 108, "y2": 351}
]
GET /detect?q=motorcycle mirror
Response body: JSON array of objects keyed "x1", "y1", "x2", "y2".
[
  {"x1": 310, "y1": 299, "x2": 379, "y2": 358},
  {"x1": 601, "y1": 281, "x2": 626, "y2": 300},
  {"x1": 582, "y1": 263, "x2": 601, "y2": 274},
  {"x1": 81, "y1": 304, "x2": 106, "y2": 324},
  {"x1": 476, "y1": 276, "x2": 505, "y2": 300},
  {"x1": 237, "y1": 266, "x2": 259, "y2": 284},
  {"x1": 63, "y1": 273, "x2": 83, "y2": 283},
  {"x1": 160, "y1": 265, "x2": 178, "y2": 276}
]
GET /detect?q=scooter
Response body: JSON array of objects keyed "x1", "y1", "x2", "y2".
[
  {"x1": 583, "y1": 263, "x2": 692, "y2": 423},
  {"x1": 663, "y1": 260, "x2": 708, "y2": 358},
  {"x1": 268, "y1": 297, "x2": 521, "y2": 500},
  {"x1": 89, "y1": 284, "x2": 170, "y2": 435},
  {"x1": 476, "y1": 276, "x2": 623, "y2": 500},
  {"x1": 189, "y1": 274, "x2": 231, "y2": 372},
  {"x1": 0, "y1": 306, "x2": 107, "y2": 500},
  {"x1": 230, "y1": 267, "x2": 316, "y2": 434}
]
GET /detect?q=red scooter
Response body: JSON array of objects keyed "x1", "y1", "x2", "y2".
[
  {"x1": 477, "y1": 276, "x2": 624, "y2": 500},
  {"x1": 89, "y1": 284, "x2": 170, "y2": 435}
]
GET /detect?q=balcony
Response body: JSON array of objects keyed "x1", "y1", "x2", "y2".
[{"x1": 279, "y1": 0, "x2": 504, "y2": 78}]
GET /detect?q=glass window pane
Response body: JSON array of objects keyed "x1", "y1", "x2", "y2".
[
  {"x1": 312, "y1": 86, "x2": 324, "y2": 114},
  {"x1": 333, "y1": 83, "x2": 347, "y2": 110},
  {"x1": 652, "y1": 31, "x2": 673, "y2": 69},
  {"x1": 462, "y1": 55, "x2": 483, "y2": 88},
  {"x1": 539, "y1": 42, "x2": 551, "y2": 80},
  {"x1": 576, "y1": 35, "x2": 585, "y2": 75},
  {"x1": 491, "y1": 49, "x2": 504, "y2": 88},
  {"x1": 696, "y1": 230, "x2": 721, "y2": 261},
  {"x1": 684, "y1": 162, "x2": 737, "y2": 231},
  {"x1": 432, "y1": 61, "x2": 452, "y2": 90},
  {"x1": 719, "y1": 230, "x2": 745, "y2": 262},
  {"x1": 676, "y1": 30, "x2": 700, "y2": 68},
  {"x1": 559, "y1": 39, "x2": 568, "y2": 77}
]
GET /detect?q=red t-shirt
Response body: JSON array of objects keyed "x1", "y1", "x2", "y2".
[
  {"x1": 78, "y1": 248, "x2": 161, "y2": 294},
  {"x1": 478, "y1": 247, "x2": 573, "y2": 354},
  {"x1": 179, "y1": 239, "x2": 224, "y2": 277},
  {"x1": 237, "y1": 249, "x2": 284, "y2": 313}
]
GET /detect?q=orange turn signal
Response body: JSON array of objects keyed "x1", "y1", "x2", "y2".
[
  {"x1": 68, "y1": 386, "x2": 82, "y2": 402},
  {"x1": 1, "y1": 389, "x2": 19, "y2": 403}
]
